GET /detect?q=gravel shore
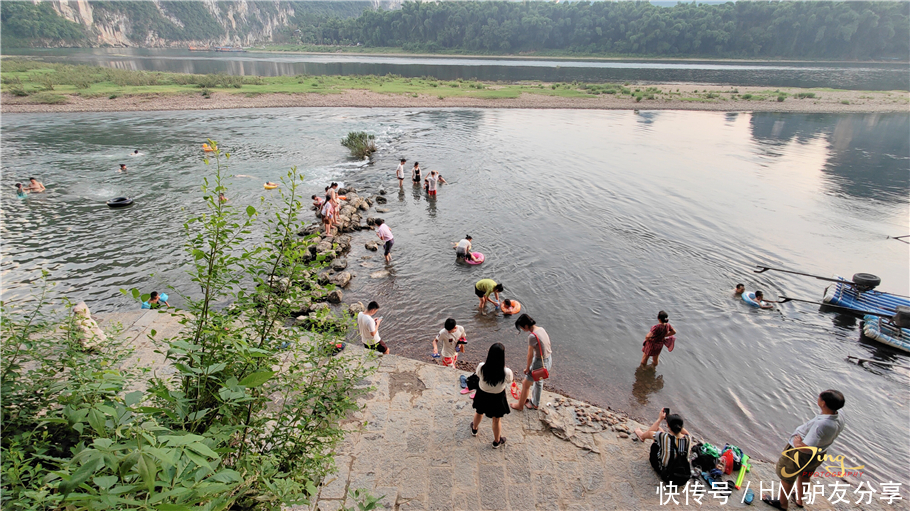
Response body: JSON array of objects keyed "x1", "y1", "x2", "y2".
[{"x1": 3, "y1": 83, "x2": 907, "y2": 114}]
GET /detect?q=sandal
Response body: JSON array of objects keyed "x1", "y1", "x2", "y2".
[
  {"x1": 524, "y1": 399, "x2": 539, "y2": 410},
  {"x1": 761, "y1": 498, "x2": 785, "y2": 510}
]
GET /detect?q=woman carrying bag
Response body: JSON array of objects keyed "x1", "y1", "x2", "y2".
[
  {"x1": 469, "y1": 343, "x2": 513, "y2": 449},
  {"x1": 510, "y1": 314, "x2": 552, "y2": 412}
]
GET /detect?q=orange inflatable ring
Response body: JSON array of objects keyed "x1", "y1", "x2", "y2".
[
  {"x1": 202, "y1": 143, "x2": 214, "y2": 152},
  {"x1": 501, "y1": 300, "x2": 521, "y2": 315}
]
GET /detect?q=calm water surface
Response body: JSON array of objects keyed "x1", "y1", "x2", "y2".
[
  {"x1": 6, "y1": 48, "x2": 909, "y2": 90},
  {"x1": 2, "y1": 108, "x2": 908, "y2": 486}
]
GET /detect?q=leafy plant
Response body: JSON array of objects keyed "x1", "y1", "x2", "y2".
[
  {"x1": 1, "y1": 140, "x2": 374, "y2": 510},
  {"x1": 340, "y1": 131, "x2": 376, "y2": 159},
  {"x1": 344, "y1": 488, "x2": 386, "y2": 511}
]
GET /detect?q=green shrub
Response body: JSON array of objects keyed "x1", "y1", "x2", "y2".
[
  {"x1": 841, "y1": 100, "x2": 850, "y2": 105},
  {"x1": 777, "y1": 94, "x2": 786, "y2": 102},
  {"x1": 30, "y1": 92, "x2": 67, "y2": 104},
  {"x1": 109, "y1": 94, "x2": 119, "y2": 99},
  {"x1": 795, "y1": 92, "x2": 816, "y2": 99},
  {"x1": 341, "y1": 131, "x2": 376, "y2": 159},
  {"x1": 1, "y1": 144, "x2": 373, "y2": 510},
  {"x1": 8, "y1": 86, "x2": 28, "y2": 96},
  {"x1": 741, "y1": 93, "x2": 753, "y2": 100}
]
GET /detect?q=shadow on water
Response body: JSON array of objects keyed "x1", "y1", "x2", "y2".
[
  {"x1": 750, "y1": 113, "x2": 910, "y2": 203},
  {"x1": 631, "y1": 364, "x2": 665, "y2": 407}
]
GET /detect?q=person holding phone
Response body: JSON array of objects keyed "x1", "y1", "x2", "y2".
[
  {"x1": 357, "y1": 301, "x2": 389, "y2": 354},
  {"x1": 633, "y1": 408, "x2": 691, "y2": 481}
]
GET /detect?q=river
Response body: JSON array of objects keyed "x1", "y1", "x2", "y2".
[
  {"x1": 2, "y1": 108, "x2": 908, "y2": 487},
  {"x1": 5, "y1": 48, "x2": 909, "y2": 91}
]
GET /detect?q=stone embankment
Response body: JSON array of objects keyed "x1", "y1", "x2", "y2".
[
  {"x1": 91, "y1": 310, "x2": 903, "y2": 511},
  {"x1": 307, "y1": 349, "x2": 903, "y2": 511}
]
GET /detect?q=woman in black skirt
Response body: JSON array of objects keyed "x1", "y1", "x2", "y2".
[{"x1": 471, "y1": 343, "x2": 513, "y2": 448}]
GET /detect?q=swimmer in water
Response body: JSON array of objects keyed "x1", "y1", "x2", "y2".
[
  {"x1": 26, "y1": 178, "x2": 45, "y2": 192},
  {"x1": 119, "y1": 164, "x2": 127, "y2": 173},
  {"x1": 265, "y1": 181, "x2": 277, "y2": 187},
  {"x1": 235, "y1": 174, "x2": 253, "y2": 178},
  {"x1": 754, "y1": 290, "x2": 775, "y2": 309},
  {"x1": 131, "y1": 149, "x2": 140, "y2": 156},
  {"x1": 500, "y1": 299, "x2": 522, "y2": 315},
  {"x1": 734, "y1": 283, "x2": 745, "y2": 297},
  {"x1": 219, "y1": 192, "x2": 227, "y2": 202},
  {"x1": 15, "y1": 183, "x2": 27, "y2": 198}
]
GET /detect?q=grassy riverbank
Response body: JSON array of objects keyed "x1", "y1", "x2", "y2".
[
  {"x1": 253, "y1": 44, "x2": 909, "y2": 64},
  {"x1": 2, "y1": 58, "x2": 907, "y2": 113}
]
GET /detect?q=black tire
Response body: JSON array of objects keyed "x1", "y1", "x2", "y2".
[{"x1": 852, "y1": 273, "x2": 881, "y2": 291}]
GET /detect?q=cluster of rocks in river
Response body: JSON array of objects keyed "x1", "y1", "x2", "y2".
[{"x1": 288, "y1": 187, "x2": 382, "y2": 331}]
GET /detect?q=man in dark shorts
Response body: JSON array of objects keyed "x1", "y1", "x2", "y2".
[
  {"x1": 763, "y1": 390, "x2": 846, "y2": 510},
  {"x1": 375, "y1": 219, "x2": 394, "y2": 263},
  {"x1": 474, "y1": 279, "x2": 504, "y2": 311},
  {"x1": 357, "y1": 301, "x2": 389, "y2": 354}
]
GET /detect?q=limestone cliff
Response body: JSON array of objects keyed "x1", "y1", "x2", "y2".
[{"x1": 43, "y1": 0, "x2": 298, "y2": 47}]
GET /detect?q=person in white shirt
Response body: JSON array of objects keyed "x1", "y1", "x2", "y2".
[
  {"x1": 432, "y1": 318, "x2": 467, "y2": 368},
  {"x1": 357, "y1": 301, "x2": 388, "y2": 354},
  {"x1": 765, "y1": 390, "x2": 847, "y2": 510},
  {"x1": 395, "y1": 158, "x2": 406, "y2": 187},
  {"x1": 454, "y1": 235, "x2": 475, "y2": 262},
  {"x1": 425, "y1": 170, "x2": 447, "y2": 196},
  {"x1": 375, "y1": 218, "x2": 394, "y2": 263},
  {"x1": 470, "y1": 343, "x2": 513, "y2": 449}
]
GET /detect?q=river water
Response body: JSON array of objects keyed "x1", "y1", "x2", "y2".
[
  {"x1": 2, "y1": 108, "x2": 908, "y2": 487},
  {"x1": 6, "y1": 48, "x2": 909, "y2": 90}
]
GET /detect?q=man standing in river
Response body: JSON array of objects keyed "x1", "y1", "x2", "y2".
[
  {"x1": 763, "y1": 390, "x2": 846, "y2": 510},
  {"x1": 395, "y1": 158, "x2": 406, "y2": 187},
  {"x1": 474, "y1": 279, "x2": 503, "y2": 311}
]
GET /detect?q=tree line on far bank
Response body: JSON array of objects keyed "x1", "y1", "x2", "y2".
[
  {"x1": 299, "y1": 1, "x2": 909, "y2": 60},
  {"x1": 2, "y1": 1, "x2": 907, "y2": 61}
]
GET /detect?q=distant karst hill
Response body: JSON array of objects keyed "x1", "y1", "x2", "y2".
[{"x1": 0, "y1": 0, "x2": 385, "y2": 48}]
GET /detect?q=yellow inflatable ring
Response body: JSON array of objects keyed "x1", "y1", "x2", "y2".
[
  {"x1": 501, "y1": 300, "x2": 521, "y2": 315},
  {"x1": 263, "y1": 183, "x2": 278, "y2": 190}
]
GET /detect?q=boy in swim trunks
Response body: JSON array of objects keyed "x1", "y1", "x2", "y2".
[{"x1": 433, "y1": 318, "x2": 467, "y2": 367}]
